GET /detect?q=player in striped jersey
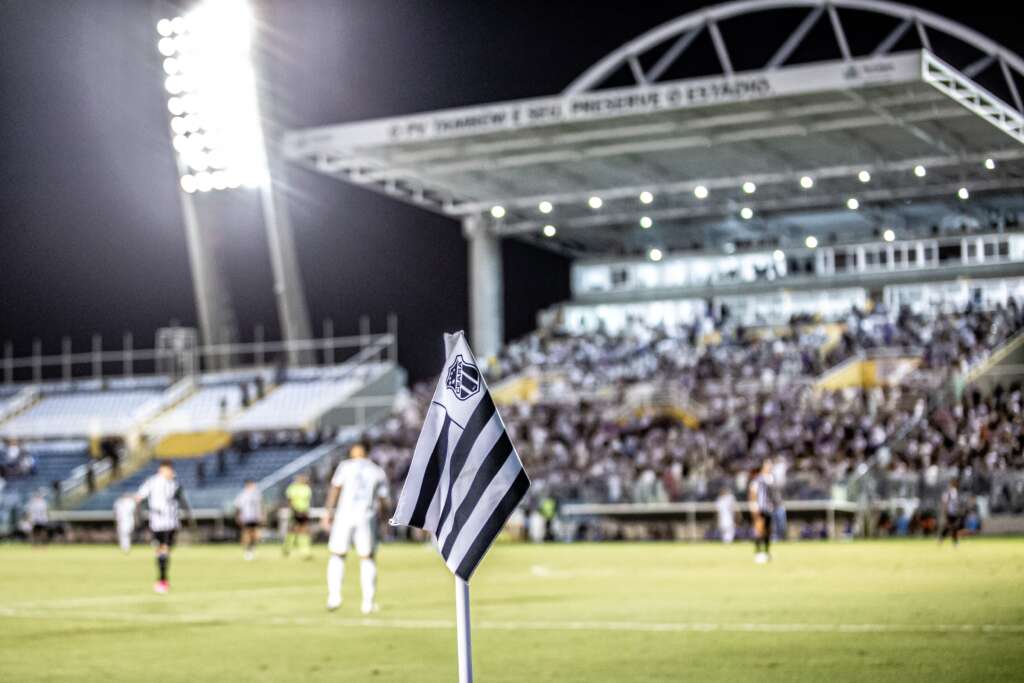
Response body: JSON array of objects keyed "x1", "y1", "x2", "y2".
[
  {"x1": 749, "y1": 459, "x2": 779, "y2": 564},
  {"x1": 323, "y1": 442, "x2": 390, "y2": 614},
  {"x1": 135, "y1": 460, "x2": 193, "y2": 594},
  {"x1": 938, "y1": 479, "x2": 963, "y2": 546}
]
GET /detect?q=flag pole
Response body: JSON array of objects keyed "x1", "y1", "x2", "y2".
[{"x1": 455, "y1": 576, "x2": 474, "y2": 683}]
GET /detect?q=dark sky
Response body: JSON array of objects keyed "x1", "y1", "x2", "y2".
[{"x1": 0, "y1": 1, "x2": 1019, "y2": 380}]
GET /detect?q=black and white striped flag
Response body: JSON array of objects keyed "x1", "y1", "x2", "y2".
[{"x1": 391, "y1": 332, "x2": 530, "y2": 581}]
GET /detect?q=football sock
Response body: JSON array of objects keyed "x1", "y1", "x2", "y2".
[
  {"x1": 327, "y1": 554, "x2": 345, "y2": 599},
  {"x1": 360, "y1": 558, "x2": 377, "y2": 606},
  {"x1": 157, "y1": 553, "x2": 168, "y2": 581}
]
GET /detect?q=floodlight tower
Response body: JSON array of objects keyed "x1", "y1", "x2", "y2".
[{"x1": 157, "y1": 0, "x2": 312, "y2": 364}]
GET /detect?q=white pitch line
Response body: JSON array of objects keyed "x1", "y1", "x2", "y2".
[
  {"x1": 1, "y1": 606, "x2": 1021, "y2": 635},
  {"x1": 7, "y1": 585, "x2": 319, "y2": 610}
]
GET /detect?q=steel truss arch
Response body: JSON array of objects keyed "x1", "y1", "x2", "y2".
[{"x1": 566, "y1": 0, "x2": 1024, "y2": 113}]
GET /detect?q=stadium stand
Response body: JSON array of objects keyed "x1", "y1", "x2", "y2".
[
  {"x1": 0, "y1": 379, "x2": 170, "y2": 440},
  {"x1": 358, "y1": 302, "x2": 1024, "y2": 523},
  {"x1": 146, "y1": 380, "x2": 253, "y2": 435},
  {"x1": 228, "y1": 363, "x2": 391, "y2": 432},
  {"x1": 77, "y1": 446, "x2": 313, "y2": 511},
  {"x1": 0, "y1": 441, "x2": 91, "y2": 496}
]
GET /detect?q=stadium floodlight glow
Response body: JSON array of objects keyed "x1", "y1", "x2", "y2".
[
  {"x1": 195, "y1": 171, "x2": 213, "y2": 192},
  {"x1": 805, "y1": 235, "x2": 818, "y2": 249},
  {"x1": 984, "y1": 158, "x2": 996, "y2": 170},
  {"x1": 858, "y1": 170, "x2": 871, "y2": 183},
  {"x1": 489, "y1": 205, "x2": 506, "y2": 218},
  {"x1": 799, "y1": 176, "x2": 814, "y2": 189},
  {"x1": 742, "y1": 181, "x2": 756, "y2": 194},
  {"x1": 157, "y1": 0, "x2": 269, "y2": 192},
  {"x1": 180, "y1": 174, "x2": 198, "y2": 193},
  {"x1": 157, "y1": 37, "x2": 177, "y2": 56},
  {"x1": 693, "y1": 185, "x2": 708, "y2": 199},
  {"x1": 914, "y1": 165, "x2": 927, "y2": 177},
  {"x1": 773, "y1": 249, "x2": 785, "y2": 262},
  {"x1": 883, "y1": 228, "x2": 896, "y2": 242},
  {"x1": 958, "y1": 187, "x2": 970, "y2": 200},
  {"x1": 639, "y1": 216, "x2": 653, "y2": 229},
  {"x1": 740, "y1": 207, "x2": 753, "y2": 220},
  {"x1": 542, "y1": 224, "x2": 557, "y2": 237},
  {"x1": 847, "y1": 198, "x2": 860, "y2": 210},
  {"x1": 588, "y1": 196, "x2": 603, "y2": 209},
  {"x1": 538, "y1": 200, "x2": 553, "y2": 214},
  {"x1": 648, "y1": 248, "x2": 663, "y2": 262},
  {"x1": 639, "y1": 191, "x2": 654, "y2": 204}
]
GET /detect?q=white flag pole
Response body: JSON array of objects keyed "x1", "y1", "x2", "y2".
[{"x1": 455, "y1": 576, "x2": 474, "y2": 683}]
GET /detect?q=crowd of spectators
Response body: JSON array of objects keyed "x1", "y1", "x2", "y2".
[{"x1": 358, "y1": 302, "x2": 1024, "y2": 516}]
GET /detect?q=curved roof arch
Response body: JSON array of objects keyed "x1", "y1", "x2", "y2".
[{"x1": 566, "y1": 0, "x2": 1024, "y2": 113}]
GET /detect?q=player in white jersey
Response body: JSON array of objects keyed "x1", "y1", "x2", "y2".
[
  {"x1": 234, "y1": 479, "x2": 263, "y2": 561},
  {"x1": 135, "y1": 460, "x2": 192, "y2": 594},
  {"x1": 26, "y1": 491, "x2": 49, "y2": 546},
  {"x1": 322, "y1": 442, "x2": 390, "y2": 614},
  {"x1": 715, "y1": 487, "x2": 737, "y2": 543},
  {"x1": 113, "y1": 493, "x2": 137, "y2": 553}
]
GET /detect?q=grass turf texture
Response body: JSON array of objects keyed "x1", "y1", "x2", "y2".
[{"x1": 1, "y1": 539, "x2": 1022, "y2": 682}]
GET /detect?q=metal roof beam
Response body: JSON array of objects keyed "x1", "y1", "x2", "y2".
[
  {"x1": 872, "y1": 18, "x2": 911, "y2": 56},
  {"x1": 767, "y1": 6, "x2": 824, "y2": 70},
  {"x1": 646, "y1": 28, "x2": 703, "y2": 82},
  {"x1": 627, "y1": 55, "x2": 648, "y2": 86},
  {"x1": 915, "y1": 19, "x2": 932, "y2": 52},
  {"x1": 707, "y1": 21, "x2": 733, "y2": 76},
  {"x1": 827, "y1": 4, "x2": 852, "y2": 61},
  {"x1": 964, "y1": 54, "x2": 996, "y2": 79},
  {"x1": 1000, "y1": 57, "x2": 1024, "y2": 113}
]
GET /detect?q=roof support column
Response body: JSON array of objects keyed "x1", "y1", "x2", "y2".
[{"x1": 464, "y1": 215, "x2": 504, "y2": 362}]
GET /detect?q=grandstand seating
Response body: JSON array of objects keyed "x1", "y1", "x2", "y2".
[
  {"x1": 77, "y1": 447, "x2": 311, "y2": 511},
  {"x1": 228, "y1": 371, "x2": 376, "y2": 432},
  {"x1": 146, "y1": 385, "x2": 244, "y2": 435},
  {"x1": 0, "y1": 389, "x2": 165, "y2": 439},
  {"x1": 0, "y1": 441, "x2": 91, "y2": 497}
]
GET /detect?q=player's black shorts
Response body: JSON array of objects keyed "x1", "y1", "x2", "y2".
[
  {"x1": 292, "y1": 510, "x2": 310, "y2": 525},
  {"x1": 243, "y1": 521, "x2": 260, "y2": 531},
  {"x1": 152, "y1": 529, "x2": 177, "y2": 547},
  {"x1": 946, "y1": 514, "x2": 962, "y2": 529}
]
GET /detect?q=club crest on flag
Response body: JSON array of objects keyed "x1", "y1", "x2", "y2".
[{"x1": 445, "y1": 354, "x2": 481, "y2": 401}]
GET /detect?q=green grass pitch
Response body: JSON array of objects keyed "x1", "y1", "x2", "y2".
[{"x1": 1, "y1": 539, "x2": 1023, "y2": 682}]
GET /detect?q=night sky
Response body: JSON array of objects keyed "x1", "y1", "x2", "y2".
[{"x1": 0, "y1": 1, "x2": 1019, "y2": 380}]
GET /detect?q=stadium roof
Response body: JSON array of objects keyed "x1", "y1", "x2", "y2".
[{"x1": 284, "y1": 1, "x2": 1024, "y2": 259}]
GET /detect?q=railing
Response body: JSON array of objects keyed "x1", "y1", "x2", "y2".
[
  {"x1": 1, "y1": 315, "x2": 398, "y2": 385},
  {"x1": 561, "y1": 499, "x2": 860, "y2": 540}
]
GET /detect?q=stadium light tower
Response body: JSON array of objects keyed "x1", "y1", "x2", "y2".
[{"x1": 157, "y1": 0, "x2": 312, "y2": 363}]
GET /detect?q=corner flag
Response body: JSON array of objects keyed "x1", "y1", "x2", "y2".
[{"x1": 391, "y1": 331, "x2": 530, "y2": 581}]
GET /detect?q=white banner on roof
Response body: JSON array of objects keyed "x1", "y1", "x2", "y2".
[{"x1": 285, "y1": 52, "x2": 922, "y2": 152}]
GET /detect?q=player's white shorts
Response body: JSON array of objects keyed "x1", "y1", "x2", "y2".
[{"x1": 328, "y1": 519, "x2": 378, "y2": 557}]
